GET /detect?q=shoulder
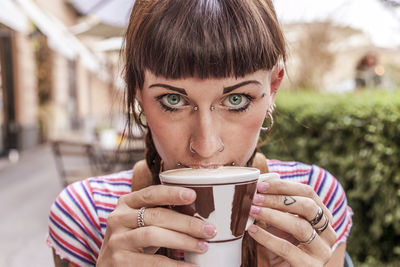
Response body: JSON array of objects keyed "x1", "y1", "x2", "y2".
[
  {"x1": 267, "y1": 159, "x2": 313, "y2": 183},
  {"x1": 47, "y1": 170, "x2": 133, "y2": 266}
]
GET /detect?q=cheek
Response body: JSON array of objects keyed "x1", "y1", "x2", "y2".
[
  {"x1": 145, "y1": 110, "x2": 188, "y2": 159},
  {"x1": 223, "y1": 111, "x2": 265, "y2": 157}
]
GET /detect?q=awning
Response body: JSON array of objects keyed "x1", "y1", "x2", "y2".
[
  {"x1": 0, "y1": 0, "x2": 29, "y2": 32},
  {"x1": 15, "y1": 0, "x2": 100, "y2": 72},
  {"x1": 68, "y1": 0, "x2": 134, "y2": 28},
  {"x1": 93, "y1": 37, "x2": 124, "y2": 52},
  {"x1": 70, "y1": 15, "x2": 125, "y2": 38}
]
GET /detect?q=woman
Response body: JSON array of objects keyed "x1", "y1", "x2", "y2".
[{"x1": 48, "y1": 0, "x2": 352, "y2": 266}]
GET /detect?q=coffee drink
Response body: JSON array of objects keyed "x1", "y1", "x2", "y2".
[{"x1": 160, "y1": 167, "x2": 279, "y2": 266}]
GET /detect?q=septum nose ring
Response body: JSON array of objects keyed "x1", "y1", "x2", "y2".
[{"x1": 189, "y1": 142, "x2": 224, "y2": 153}]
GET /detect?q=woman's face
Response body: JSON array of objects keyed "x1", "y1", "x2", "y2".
[{"x1": 137, "y1": 69, "x2": 282, "y2": 170}]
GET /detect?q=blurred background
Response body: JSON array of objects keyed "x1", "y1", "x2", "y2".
[{"x1": 0, "y1": 0, "x2": 399, "y2": 266}]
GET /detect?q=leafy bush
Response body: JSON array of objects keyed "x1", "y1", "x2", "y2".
[{"x1": 261, "y1": 90, "x2": 400, "y2": 266}]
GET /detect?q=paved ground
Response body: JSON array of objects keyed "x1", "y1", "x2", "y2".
[{"x1": 0, "y1": 145, "x2": 64, "y2": 267}]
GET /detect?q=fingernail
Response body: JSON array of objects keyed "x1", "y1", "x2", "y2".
[
  {"x1": 250, "y1": 205, "x2": 261, "y2": 215},
  {"x1": 257, "y1": 182, "x2": 269, "y2": 193},
  {"x1": 248, "y1": 225, "x2": 258, "y2": 233},
  {"x1": 203, "y1": 223, "x2": 217, "y2": 237},
  {"x1": 198, "y1": 241, "x2": 209, "y2": 252},
  {"x1": 253, "y1": 194, "x2": 264, "y2": 204},
  {"x1": 181, "y1": 189, "x2": 195, "y2": 201}
]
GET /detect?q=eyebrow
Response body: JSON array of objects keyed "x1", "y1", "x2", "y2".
[
  {"x1": 149, "y1": 83, "x2": 187, "y2": 95},
  {"x1": 223, "y1": 80, "x2": 261, "y2": 94},
  {"x1": 149, "y1": 80, "x2": 261, "y2": 95}
]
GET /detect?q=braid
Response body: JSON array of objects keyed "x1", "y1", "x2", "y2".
[{"x1": 145, "y1": 130, "x2": 162, "y2": 185}]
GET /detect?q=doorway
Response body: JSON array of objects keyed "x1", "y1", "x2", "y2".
[{"x1": 0, "y1": 26, "x2": 18, "y2": 155}]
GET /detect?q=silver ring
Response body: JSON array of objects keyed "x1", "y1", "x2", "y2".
[
  {"x1": 301, "y1": 229, "x2": 317, "y2": 245},
  {"x1": 137, "y1": 207, "x2": 146, "y2": 228},
  {"x1": 218, "y1": 144, "x2": 225, "y2": 152},
  {"x1": 316, "y1": 214, "x2": 329, "y2": 233},
  {"x1": 310, "y1": 206, "x2": 323, "y2": 226},
  {"x1": 189, "y1": 143, "x2": 197, "y2": 154}
]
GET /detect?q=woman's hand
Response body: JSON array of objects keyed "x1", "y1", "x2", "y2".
[
  {"x1": 248, "y1": 179, "x2": 337, "y2": 267},
  {"x1": 96, "y1": 185, "x2": 216, "y2": 267}
]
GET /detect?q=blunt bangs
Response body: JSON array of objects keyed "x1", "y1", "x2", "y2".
[{"x1": 125, "y1": 0, "x2": 286, "y2": 83}]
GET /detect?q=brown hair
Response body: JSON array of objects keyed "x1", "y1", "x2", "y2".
[{"x1": 124, "y1": 0, "x2": 286, "y2": 265}]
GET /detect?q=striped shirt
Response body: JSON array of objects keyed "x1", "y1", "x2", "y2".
[{"x1": 47, "y1": 160, "x2": 353, "y2": 266}]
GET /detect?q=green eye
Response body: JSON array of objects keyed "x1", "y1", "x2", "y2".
[
  {"x1": 167, "y1": 94, "x2": 181, "y2": 105},
  {"x1": 222, "y1": 93, "x2": 252, "y2": 112},
  {"x1": 228, "y1": 94, "x2": 243, "y2": 105}
]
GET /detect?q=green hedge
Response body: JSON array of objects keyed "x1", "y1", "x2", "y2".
[{"x1": 260, "y1": 90, "x2": 400, "y2": 266}]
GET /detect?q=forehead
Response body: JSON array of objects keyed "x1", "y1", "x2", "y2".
[{"x1": 144, "y1": 69, "x2": 271, "y2": 87}]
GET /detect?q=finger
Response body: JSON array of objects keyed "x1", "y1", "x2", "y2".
[
  {"x1": 257, "y1": 180, "x2": 333, "y2": 222},
  {"x1": 247, "y1": 224, "x2": 318, "y2": 267},
  {"x1": 110, "y1": 250, "x2": 198, "y2": 267},
  {"x1": 250, "y1": 206, "x2": 332, "y2": 260},
  {"x1": 119, "y1": 185, "x2": 196, "y2": 208},
  {"x1": 111, "y1": 226, "x2": 209, "y2": 254},
  {"x1": 314, "y1": 214, "x2": 337, "y2": 247},
  {"x1": 107, "y1": 207, "x2": 216, "y2": 239},
  {"x1": 253, "y1": 194, "x2": 337, "y2": 246},
  {"x1": 254, "y1": 194, "x2": 322, "y2": 222}
]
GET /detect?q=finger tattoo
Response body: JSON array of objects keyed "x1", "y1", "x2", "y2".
[{"x1": 283, "y1": 196, "x2": 296, "y2": 206}]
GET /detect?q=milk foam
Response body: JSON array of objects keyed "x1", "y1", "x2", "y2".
[{"x1": 163, "y1": 167, "x2": 254, "y2": 177}]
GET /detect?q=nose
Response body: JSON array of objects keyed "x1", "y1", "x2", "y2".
[{"x1": 189, "y1": 110, "x2": 223, "y2": 158}]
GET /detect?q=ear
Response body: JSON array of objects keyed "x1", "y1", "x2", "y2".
[
  {"x1": 136, "y1": 89, "x2": 143, "y2": 107},
  {"x1": 269, "y1": 64, "x2": 285, "y2": 100}
]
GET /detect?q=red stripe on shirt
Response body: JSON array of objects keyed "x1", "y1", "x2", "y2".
[
  {"x1": 333, "y1": 192, "x2": 345, "y2": 212},
  {"x1": 313, "y1": 168, "x2": 324, "y2": 192},
  {"x1": 49, "y1": 227, "x2": 95, "y2": 262},
  {"x1": 58, "y1": 198, "x2": 102, "y2": 248},
  {"x1": 323, "y1": 178, "x2": 337, "y2": 204},
  {"x1": 51, "y1": 211, "x2": 88, "y2": 247},
  {"x1": 70, "y1": 185, "x2": 101, "y2": 233},
  {"x1": 101, "y1": 177, "x2": 132, "y2": 183},
  {"x1": 332, "y1": 210, "x2": 346, "y2": 229},
  {"x1": 90, "y1": 187, "x2": 128, "y2": 196}
]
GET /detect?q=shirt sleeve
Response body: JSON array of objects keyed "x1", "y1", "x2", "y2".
[
  {"x1": 308, "y1": 165, "x2": 353, "y2": 250},
  {"x1": 47, "y1": 180, "x2": 102, "y2": 267}
]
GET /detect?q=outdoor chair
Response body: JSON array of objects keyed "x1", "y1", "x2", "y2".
[
  {"x1": 51, "y1": 140, "x2": 102, "y2": 187},
  {"x1": 51, "y1": 138, "x2": 146, "y2": 187}
]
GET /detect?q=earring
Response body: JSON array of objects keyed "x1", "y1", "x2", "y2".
[
  {"x1": 260, "y1": 104, "x2": 275, "y2": 132},
  {"x1": 177, "y1": 162, "x2": 182, "y2": 167},
  {"x1": 138, "y1": 109, "x2": 148, "y2": 127},
  {"x1": 210, "y1": 106, "x2": 215, "y2": 111},
  {"x1": 194, "y1": 106, "x2": 199, "y2": 111}
]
